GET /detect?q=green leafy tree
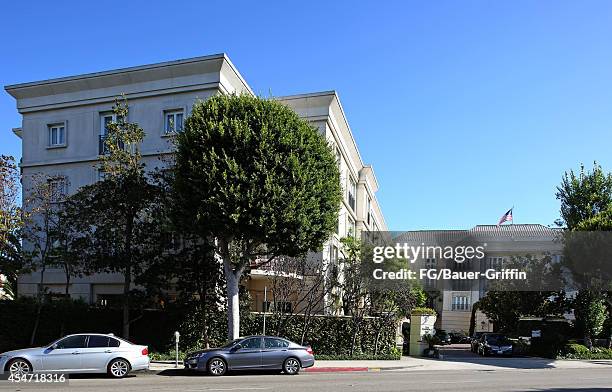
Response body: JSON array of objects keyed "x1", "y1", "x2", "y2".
[
  {"x1": 64, "y1": 98, "x2": 162, "y2": 338},
  {"x1": 0, "y1": 155, "x2": 27, "y2": 298},
  {"x1": 556, "y1": 162, "x2": 612, "y2": 348},
  {"x1": 556, "y1": 163, "x2": 612, "y2": 229},
  {"x1": 478, "y1": 255, "x2": 568, "y2": 333},
  {"x1": 172, "y1": 94, "x2": 342, "y2": 339},
  {"x1": 574, "y1": 290, "x2": 606, "y2": 347},
  {"x1": 336, "y1": 236, "x2": 425, "y2": 355}
]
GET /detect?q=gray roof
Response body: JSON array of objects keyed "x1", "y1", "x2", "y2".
[{"x1": 393, "y1": 224, "x2": 561, "y2": 244}]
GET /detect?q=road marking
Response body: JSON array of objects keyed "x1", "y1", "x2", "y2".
[
  {"x1": 431, "y1": 380, "x2": 481, "y2": 384},
  {"x1": 210, "y1": 388, "x2": 271, "y2": 391},
  {"x1": 187, "y1": 388, "x2": 271, "y2": 391}
]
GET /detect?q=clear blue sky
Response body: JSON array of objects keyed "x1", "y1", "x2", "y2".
[{"x1": 2, "y1": 1, "x2": 611, "y2": 231}]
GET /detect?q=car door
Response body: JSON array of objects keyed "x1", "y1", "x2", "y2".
[
  {"x1": 79, "y1": 335, "x2": 117, "y2": 372},
  {"x1": 261, "y1": 338, "x2": 290, "y2": 368},
  {"x1": 42, "y1": 335, "x2": 87, "y2": 371},
  {"x1": 227, "y1": 337, "x2": 263, "y2": 369}
]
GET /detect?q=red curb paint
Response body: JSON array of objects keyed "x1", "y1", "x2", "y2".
[{"x1": 305, "y1": 367, "x2": 369, "y2": 373}]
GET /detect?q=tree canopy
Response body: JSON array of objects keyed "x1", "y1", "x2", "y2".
[{"x1": 172, "y1": 94, "x2": 342, "y2": 339}]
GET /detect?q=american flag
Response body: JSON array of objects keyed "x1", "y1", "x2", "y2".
[{"x1": 497, "y1": 208, "x2": 513, "y2": 226}]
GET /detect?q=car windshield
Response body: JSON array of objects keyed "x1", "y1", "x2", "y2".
[{"x1": 486, "y1": 335, "x2": 510, "y2": 345}]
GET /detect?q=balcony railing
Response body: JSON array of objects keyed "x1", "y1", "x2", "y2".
[{"x1": 250, "y1": 256, "x2": 307, "y2": 276}]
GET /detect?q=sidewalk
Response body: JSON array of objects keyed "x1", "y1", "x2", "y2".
[{"x1": 150, "y1": 356, "x2": 612, "y2": 373}]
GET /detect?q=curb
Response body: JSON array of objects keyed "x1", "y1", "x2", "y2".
[
  {"x1": 304, "y1": 365, "x2": 420, "y2": 373},
  {"x1": 305, "y1": 367, "x2": 369, "y2": 373}
]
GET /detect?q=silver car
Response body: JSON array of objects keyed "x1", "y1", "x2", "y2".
[
  {"x1": 184, "y1": 335, "x2": 315, "y2": 376},
  {"x1": 0, "y1": 333, "x2": 150, "y2": 378}
]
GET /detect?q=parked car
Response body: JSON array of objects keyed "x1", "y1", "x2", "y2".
[
  {"x1": 184, "y1": 335, "x2": 315, "y2": 376},
  {"x1": 434, "y1": 330, "x2": 451, "y2": 345},
  {"x1": 470, "y1": 332, "x2": 485, "y2": 352},
  {"x1": 0, "y1": 333, "x2": 149, "y2": 378},
  {"x1": 449, "y1": 332, "x2": 469, "y2": 344},
  {"x1": 476, "y1": 333, "x2": 513, "y2": 356}
]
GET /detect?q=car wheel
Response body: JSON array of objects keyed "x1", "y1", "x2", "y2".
[
  {"x1": 108, "y1": 358, "x2": 131, "y2": 378},
  {"x1": 7, "y1": 359, "x2": 32, "y2": 376},
  {"x1": 207, "y1": 357, "x2": 227, "y2": 376},
  {"x1": 283, "y1": 357, "x2": 300, "y2": 375}
]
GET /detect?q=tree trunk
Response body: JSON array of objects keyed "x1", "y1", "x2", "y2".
[
  {"x1": 350, "y1": 319, "x2": 360, "y2": 356},
  {"x1": 64, "y1": 266, "x2": 70, "y2": 296},
  {"x1": 30, "y1": 263, "x2": 47, "y2": 345},
  {"x1": 374, "y1": 328, "x2": 381, "y2": 355},
  {"x1": 585, "y1": 333, "x2": 593, "y2": 350},
  {"x1": 200, "y1": 289, "x2": 210, "y2": 349},
  {"x1": 225, "y1": 265, "x2": 241, "y2": 340},
  {"x1": 122, "y1": 266, "x2": 131, "y2": 339}
]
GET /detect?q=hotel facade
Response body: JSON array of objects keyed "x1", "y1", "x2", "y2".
[
  {"x1": 396, "y1": 224, "x2": 563, "y2": 333},
  {"x1": 5, "y1": 54, "x2": 387, "y2": 314}
]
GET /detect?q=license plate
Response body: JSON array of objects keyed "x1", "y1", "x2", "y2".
[{"x1": 497, "y1": 350, "x2": 503, "y2": 354}]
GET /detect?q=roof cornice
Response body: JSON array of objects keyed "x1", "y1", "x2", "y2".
[{"x1": 4, "y1": 53, "x2": 253, "y2": 112}]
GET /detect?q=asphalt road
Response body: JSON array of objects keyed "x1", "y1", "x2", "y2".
[{"x1": 1, "y1": 367, "x2": 611, "y2": 392}]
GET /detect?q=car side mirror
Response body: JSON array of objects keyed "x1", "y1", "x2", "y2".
[
  {"x1": 50, "y1": 343, "x2": 58, "y2": 350},
  {"x1": 231, "y1": 344, "x2": 242, "y2": 352}
]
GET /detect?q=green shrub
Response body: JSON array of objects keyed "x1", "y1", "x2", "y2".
[
  {"x1": 314, "y1": 352, "x2": 401, "y2": 361},
  {"x1": 559, "y1": 343, "x2": 612, "y2": 359},
  {"x1": 410, "y1": 307, "x2": 436, "y2": 316}
]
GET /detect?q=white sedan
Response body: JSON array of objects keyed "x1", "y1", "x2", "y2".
[{"x1": 0, "y1": 333, "x2": 149, "y2": 378}]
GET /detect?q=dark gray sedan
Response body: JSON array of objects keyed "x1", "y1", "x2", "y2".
[{"x1": 184, "y1": 336, "x2": 315, "y2": 376}]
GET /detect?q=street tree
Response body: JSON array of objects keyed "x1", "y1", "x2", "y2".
[
  {"x1": 556, "y1": 162, "x2": 612, "y2": 348},
  {"x1": 478, "y1": 255, "x2": 568, "y2": 333},
  {"x1": 22, "y1": 173, "x2": 68, "y2": 344},
  {"x1": 0, "y1": 155, "x2": 26, "y2": 298},
  {"x1": 173, "y1": 94, "x2": 342, "y2": 339},
  {"x1": 64, "y1": 98, "x2": 162, "y2": 338}
]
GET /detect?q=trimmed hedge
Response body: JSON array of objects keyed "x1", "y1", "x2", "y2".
[
  {"x1": 239, "y1": 314, "x2": 398, "y2": 357},
  {"x1": 150, "y1": 349, "x2": 402, "y2": 362},
  {"x1": 0, "y1": 299, "x2": 399, "y2": 357},
  {"x1": 410, "y1": 307, "x2": 436, "y2": 316}
]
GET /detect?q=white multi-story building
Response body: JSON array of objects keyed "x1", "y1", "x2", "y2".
[{"x1": 5, "y1": 54, "x2": 387, "y2": 313}]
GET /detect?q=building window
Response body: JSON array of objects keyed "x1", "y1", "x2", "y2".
[
  {"x1": 486, "y1": 257, "x2": 504, "y2": 269},
  {"x1": 347, "y1": 177, "x2": 356, "y2": 211},
  {"x1": 424, "y1": 258, "x2": 436, "y2": 288},
  {"x1": 164, "y1": 110, "x2": 184, "y2": 134},
  {"x1": 48, "y1": 124, "x2": 66, "y2": 147},
  {"x1": 99, "y1": 113, "x2": 125, "y2": 154},
  {"x1": 347, "y1": 216, "x2": 356, "y2": 237},
  {"x1": 47, "y1": 177, "x2": 67, "y2": 202},
  {"x1": 335, "y1": 146, "x2": 342, "y2": 168},
  {"x1": 330, "y1": 244, "x2": 338, "y2": 265},
  {"x1": 452, "y1": 294, "x2": 470, "y2": 311},
  {"x1": 100, "y1": 113, "x2": 115, "y2": 136},
  {"x1": 97, "y1": 169, "x2": 106, "y2": 182},
  {"x1": 263, "y1": 301, "x2": 292, "y2": 313},
  {"x1": 96, "y1": 294, "x2": 122, "y2": 308}
]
